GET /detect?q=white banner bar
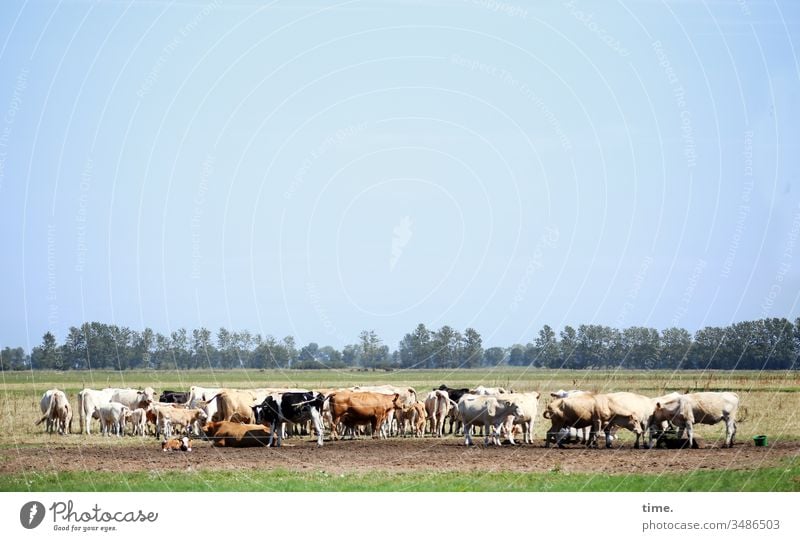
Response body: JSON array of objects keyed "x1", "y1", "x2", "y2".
[{"x1": 1, "y1": 492, "x2": 797, "y2": 540}]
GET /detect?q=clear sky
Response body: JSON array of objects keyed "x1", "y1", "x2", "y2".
[{"x1": 1, "y1": 0, "x2": 799, "y2": 351}]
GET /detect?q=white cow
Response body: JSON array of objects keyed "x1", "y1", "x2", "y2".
[
  {"x1": 107, "y1": 387, "x2": 155, "y2": 410},
  {"x1": 549, "y1": 389, "x2": 591, "y2": 444},
  {"x1": 500, "y1": 391, "x2": 540, "y2": 444},
  {"x1": 650, "y1": 392, "x2": 739, "y2": 448},
  {"x1": 458, "y1": 395, "x2": 524, "y2": 446},
  {"x1": 186, "y1": 386, "x2": 222, "y2": 408},
  {"x1": 35, "y1": 389, "x2": 72, "y2": 435},
  {"x1": 77, "y1": 388, "x2": 115, "y2": 434},
  {"x1": 97, "y1": 402, "x2": 130, "y2": 437}
]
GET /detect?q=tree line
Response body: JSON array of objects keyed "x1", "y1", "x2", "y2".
[{"x1": 1, "y1": 317, "x2": 797, "y2": 371}]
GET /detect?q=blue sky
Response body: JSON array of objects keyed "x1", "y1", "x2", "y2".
[{"x1": 1, "y1": 0, "x2": 799, "y2": 351}]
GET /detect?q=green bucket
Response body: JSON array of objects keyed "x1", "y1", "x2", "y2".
[{"x1": 753, "y1": 435, "x2": 768, "y2": 447}]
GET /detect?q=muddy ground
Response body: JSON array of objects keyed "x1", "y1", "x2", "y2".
[{"x1": 1, "y1": 438, "x2": 797, "y2": 476}]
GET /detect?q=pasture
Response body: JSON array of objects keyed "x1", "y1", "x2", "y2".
[{"x1": 1, "y1": 368, "x2": 799, "y2": 491}]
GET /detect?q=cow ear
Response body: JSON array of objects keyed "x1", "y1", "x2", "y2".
[{"x1": 656, "y1": 402, "x2": 662, "y2": 409}]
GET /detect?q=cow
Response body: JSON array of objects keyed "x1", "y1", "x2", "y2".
[
  {"x1": 351, "y1": 385, "x2": 417, "y2": 436},
  {"x1": 202, "y1": 421, "x2": 273, "y2": 447},
  {"x1": 108, "y1": 387, "x2": 155, "y2": 410},
  {"x1": 205, "y1": 390, "x2": 258, "y2": 423},
  {"x1": 35, "y1": 389, "x2": 72, "y2": 435},
  {"x1": 125, "y1": 408, "x2": 148, "y2": 436},
  {"x1": 457, "y1": 395, "x2": 525, "y2": 446},
  {"x1": 159, "y1": 390, "x2": 189, "y2": 404},
  {"x1": 162, "y1": 436, "x2": 192, "y2": 452},
  {"x1": 404, "y1": 401, "x2": 427, "y2": 437},
  {"x1": 97, "y1": 402, "x2": 130, "y2": 437},
  {"x1": 549, "y1": 389, "x2": 591, "y2": 443},
  {"x1": 327, "y1": 391, "x2": 400, "y2": 440},
  {"x1": 424, "y1": 390, "x2": 451, "y2": 437},
  {"x1": 605, "y1": 392, "x2": 657, "y2": 449},
  {"x1": 253, "y1": 392, "x2": 326, "y2": 447},
  {"x1": 77, "y1": 388, "x2": 115, "y2": 434},
  {"x1": 154, "y1": 405, "x2": 208, "y2": 439},
  {"x1": 437, "y1": 385, "x2": 472, "y2": 434},
  {"x1": 500, "y1": 391, "x2": 540, "y2": 444},
  {"x1": 543, "y1": 392, "x2": 642, "y2": 448},
  {"x1": 649, "y1": 392, "x2": 739, "y2": 448},
  {"x1": 186, "y1": 386, "x2": 222, "y2": 408}
]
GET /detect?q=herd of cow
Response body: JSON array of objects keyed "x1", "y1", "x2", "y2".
[{"x1": 33, "y1": 384, "x2": 741, "y2": 450}]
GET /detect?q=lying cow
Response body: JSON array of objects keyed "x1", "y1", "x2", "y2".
[
  {"x1": 35, "y1": 389, "x2": 72, "y2": 435},
  {"x1": 543, "y1": 392, "x2": 642, "y2": 448},
  {"x1": 327, "y1": 391, "x2": 400, "y2": 440},
  {"x1": 649, "y1": 392, "x2": 739, "y2": 448},
  {"x1": 458, "y1": 395, "x2": 524, "y2": 446},
  {"x1": 202, "y1": 421, "x2": 272, "y2": 447},
  {"x1": 162, "y1": 436, "x2": 192, "y2": 452},
  {"x1": 97, "y1": 402, "x2": 130, "y2": 437},
  {"x1": 254, "y1": 392, "x2": 326, "y2": 447}
]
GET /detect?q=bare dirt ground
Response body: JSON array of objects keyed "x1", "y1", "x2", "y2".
[{"x1": 2, "y1": 438, "x2": 798, "y2": 476}]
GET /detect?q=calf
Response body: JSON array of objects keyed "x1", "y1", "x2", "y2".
[
  {"x1": 162, "y1": 436, "x2": 192, "y2": 452},
  {"x1": 155, "y1": 405, "x2": 208, "y2": 439},
  {"x1": 97, "y1": 402, "x2": 130, "y2": 437},
  {"x1": 125, "y1": 408, "x2": 147, "y2": 436}
]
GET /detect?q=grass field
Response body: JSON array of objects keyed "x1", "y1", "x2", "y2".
[{"x1": 1, "y1": 368, "x2": 799, "y2": 491}]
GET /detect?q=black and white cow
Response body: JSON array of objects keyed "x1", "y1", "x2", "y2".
[{"x1": 254, "y1": 392, "x2": 326, "y2": 447}]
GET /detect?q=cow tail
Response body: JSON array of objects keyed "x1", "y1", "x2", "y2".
[{"x1": 35, "y1": 392, "x2": 56, "y2": 426}]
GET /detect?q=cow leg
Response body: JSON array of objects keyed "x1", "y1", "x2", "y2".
[
  {"x1": 310, "y1": 409, "x2": 324, "y2": 446},
  {"x1": 686, "y1": 422, "x2": 694, "y2": 449},
  {"x1": 464, "y1": 423, "x2": 473, "y2": 446},
  {"x1": 727, "y1": 417, "x2": 736, "y2": 447}
]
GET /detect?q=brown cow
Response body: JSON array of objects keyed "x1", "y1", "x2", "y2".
[
  {"x1": 327, "y1": 391, "x2": 400, "y2": 440},
  {"x1": 202, "y1": 421, "x2": 272, "y2": 447}
]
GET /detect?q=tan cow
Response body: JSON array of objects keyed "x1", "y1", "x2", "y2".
[
  {"x1": 206, "y1": 390, "x2": 258, "y2": 423},
  {"x1": 406, "y1": 402, "x2": 427, "y2": 437},
  {"x1": 650, "y1": 392, "x2": 739, "y2": 448},
  {"x1": 605, "y1": 391, "x2": 658, "y2": 449},
  {"x1": 35, "y1": 389, "x2": 72, "y2": 435},
  {"x1": 327, "y1": 391, "x2": 400, "y2": 440},
  {"x1": 500, "y1": 391, "x2": 540, "y2": 444},
  {"x1": 124, "y1": 408, "x2": 148, "y2": 436},
  {"x1": 424, "y1": 390, "x2": 451, "y2": 437},
  {"x1": 543, "y1": 392, "x2": 642, "y2": 448},
  {"x1": 202, "y1": 421, "x2": 272, "y2": 447}
]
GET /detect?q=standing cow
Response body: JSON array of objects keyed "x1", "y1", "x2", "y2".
[
  {"x1": 649, "y1": 392, "x2": 739, "y2": 448},
  {"x1": 35, "y1": 389, "x2": 72, "y2": 435},
  {"x1": 458, "y1": 395, "x2": 524, "y2": 446},
  {"x1": 254, "y1": 392, "x2": 326, "y2": 447},
  {"x1": 327, "y1": 391, "x2": 400, "y2": 440}
]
